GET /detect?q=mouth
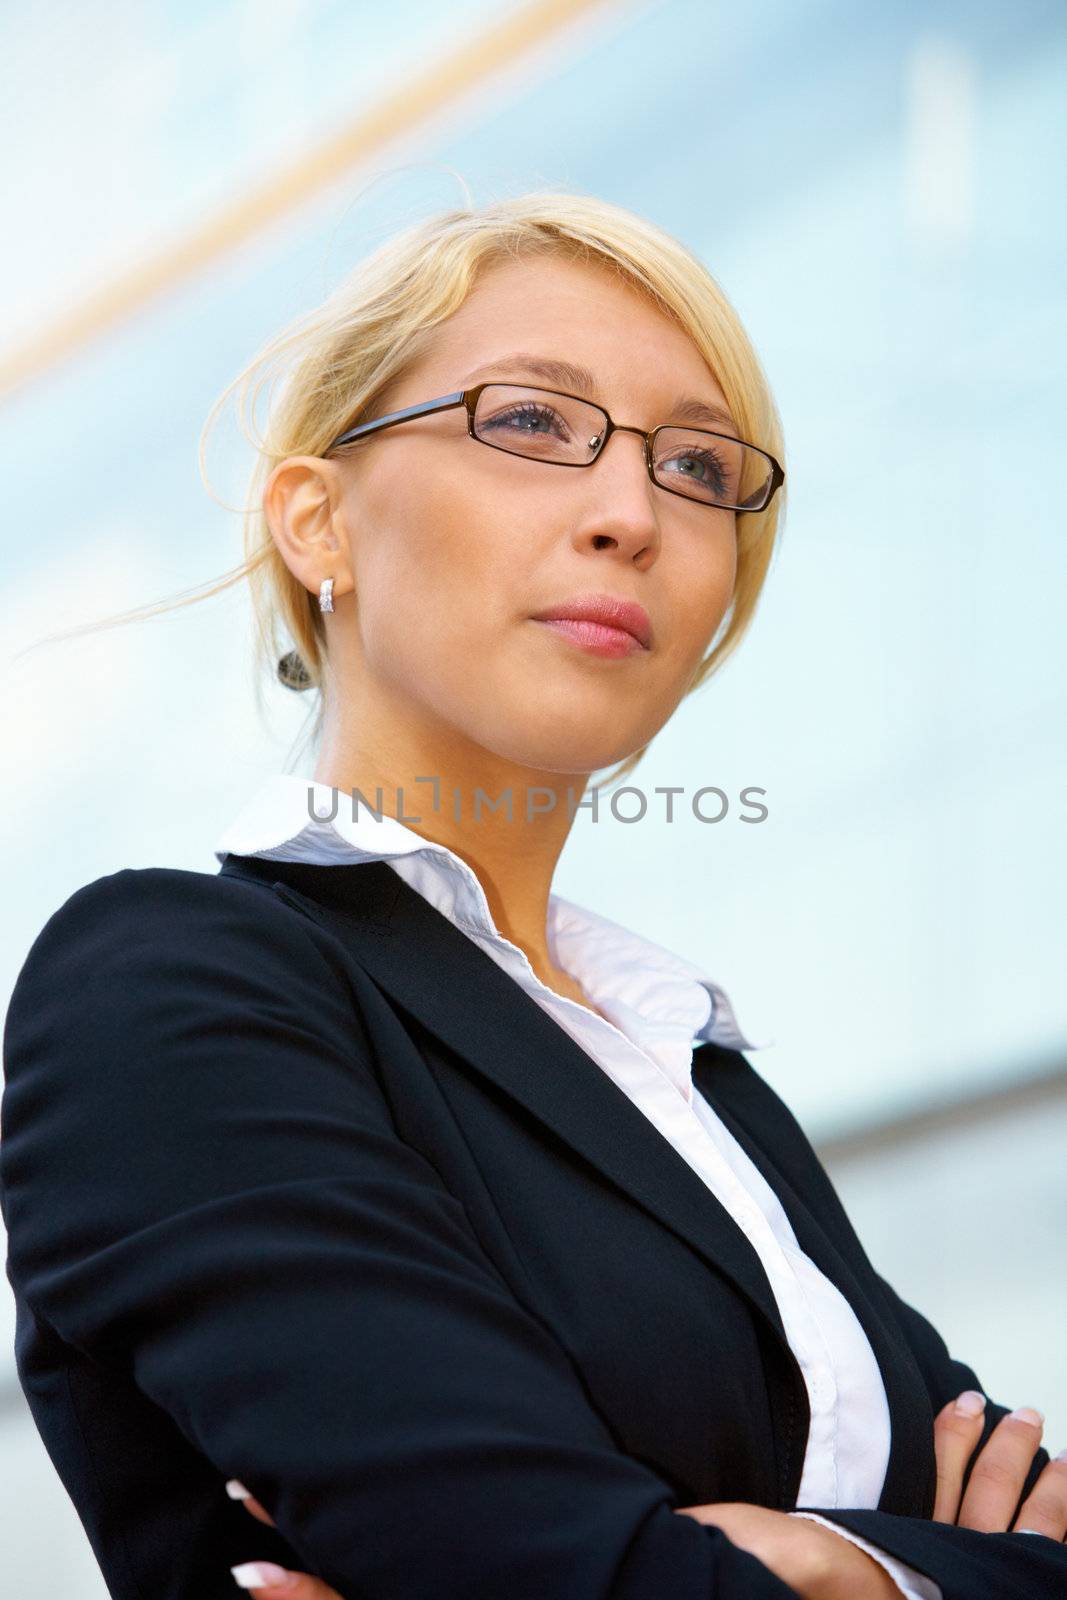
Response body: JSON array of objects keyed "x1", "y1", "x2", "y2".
[
  {"x1": 531, "y1": 618, "x2": 645, "y2": 658},
  {"x1": 529, "y1": 592, "x2": 653, "y2": 657}
]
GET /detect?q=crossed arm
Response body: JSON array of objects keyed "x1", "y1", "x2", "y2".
[{"x1": 222, "y1": 1356, "x2": 1065, "y2": 1600}]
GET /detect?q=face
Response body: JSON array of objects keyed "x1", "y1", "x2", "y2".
[{"x1": 269, "y1": 254, "x2": 740, "y2": 778}]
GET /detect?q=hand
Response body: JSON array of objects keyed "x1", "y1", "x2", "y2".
[
  {"x1": 673, "y1": 1500, "x2": 899, "y2": 1597},
  {"x1": 226, "y1": 1480, "x2": 343, "y2": 1600},
  {"x1": 933, "y1": 1390, "x2": 1067, "y2": 1539}
]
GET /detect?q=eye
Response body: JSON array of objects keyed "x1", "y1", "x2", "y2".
[
  {"x1": 659, "y1": 445, "x2": 730, "y2": 494},
  {"x1": 481, "y1": 401, "x2": 571, "y2": 439}
]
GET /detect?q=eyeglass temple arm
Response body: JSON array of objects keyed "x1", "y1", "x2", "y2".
[{"x1": 329, "y1": 391, "x2": 467, "y2": 451}]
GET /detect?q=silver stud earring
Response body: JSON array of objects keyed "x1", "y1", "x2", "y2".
[{"x1": 318, "y1": 577, "x2": 335, "y2": 614}]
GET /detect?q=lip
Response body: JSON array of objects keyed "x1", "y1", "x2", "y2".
[{"x1": 529, "y1": 592, "x2": 653, "y2": 651}]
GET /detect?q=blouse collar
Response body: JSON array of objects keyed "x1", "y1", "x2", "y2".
[{"x1": 214, "y1": 775, "x2": 769, "y2": 1095}]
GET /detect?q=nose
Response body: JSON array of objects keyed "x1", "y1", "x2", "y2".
[{"x1": 575, "y1": 428, "x2": 662, "y2": 562}]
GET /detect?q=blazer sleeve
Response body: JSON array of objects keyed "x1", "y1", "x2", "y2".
[
  {"x1": 802, "y1": 1270, "x2": 1067, "y2": 1596},
  {"x1": 0, "y1": 869, "x2": 801, "y2": 1600},
  {"x1": 791, "y1": 1263, "x2": 1067, "y2": 1600},
  {"x1": 774, "y1": 1119, "x2": 1067, "y2": 1597}
]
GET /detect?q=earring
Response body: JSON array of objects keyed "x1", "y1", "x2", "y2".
[{"x1": 318, "y1": 577, "x2": 335, "y2": 613}]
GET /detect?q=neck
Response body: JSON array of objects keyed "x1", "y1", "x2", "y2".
[{"x1": 313, "y1": 718, "x2": 595, "y2": 980}]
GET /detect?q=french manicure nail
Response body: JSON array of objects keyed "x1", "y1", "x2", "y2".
[
  {"x1": 226, "y1": 1479, "x2": 251, "y2": 1500},
  {"x1": 231, "y1": 1561, "x2": 293, "y2": 1589},
  {"x1": 1009, "y1": 1406, "x2": 1044, "y2": 1426},
  {"x1": 954, "y1": 1390, "x2": 986, "y2": 1417}
]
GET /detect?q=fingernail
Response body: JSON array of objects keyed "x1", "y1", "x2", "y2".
[
  {"x1": 226, "y1": 1479, "x2": 251, "y2": 1500},
  {"x1": 1009, "y1": 1406, "x2": 1045, "y2": 1427},
  {"x1": 954, "y1": 1390, "x2": 986, "y2": 1417},
  {"x1": 231, "y1": 1562, "x2": 294, "y2": 1589}
]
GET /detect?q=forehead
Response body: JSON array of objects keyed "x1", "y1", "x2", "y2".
[{"x1": 420, "y1": 254, "x2": 728, "y2": 410}]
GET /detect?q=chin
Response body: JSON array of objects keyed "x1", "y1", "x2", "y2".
[{"x1": 485, "y1": 728, "x2": 643, "y2": 777}]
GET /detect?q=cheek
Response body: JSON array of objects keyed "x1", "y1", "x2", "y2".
[
  {"x1": 664, "y1": 536, "x2": 738, "y2": 670},
  {"x1": 352, "y1": 476, "x2": 514, "y2": 675}
]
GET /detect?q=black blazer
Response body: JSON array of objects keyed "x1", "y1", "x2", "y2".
[{"x1": 0, "y1": 852, "x2": 1061, "y2": 1600}]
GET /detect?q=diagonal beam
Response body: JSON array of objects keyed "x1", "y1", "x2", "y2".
[{"x1": 1, "y1": 0, "x2": 629, "y2": 402}]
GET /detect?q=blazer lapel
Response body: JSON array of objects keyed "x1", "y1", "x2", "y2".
[
  {"x1": 218, "y1": 854, "x2": 801, "y2": 1369},
  {"x1": 693, "y1": 1046, "x2": 936, "y2": 1518}
]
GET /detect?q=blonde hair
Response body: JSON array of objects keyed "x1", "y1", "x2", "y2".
[{"x1": 29, "y1": 187, "x2": 787, "y2": 789}]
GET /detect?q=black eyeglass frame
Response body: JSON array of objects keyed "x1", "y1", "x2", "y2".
[{"x1": 325, "y1": 381, "x2": 785, "y2": 514}]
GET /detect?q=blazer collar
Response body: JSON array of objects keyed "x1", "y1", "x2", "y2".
[{"x1": 217, "y1": 852, "x2": 795, "y2": 1342}]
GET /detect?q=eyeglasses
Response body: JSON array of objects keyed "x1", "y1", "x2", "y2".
[{"x1": 326, "y1": 381, "x2": 784, "y2": 514}]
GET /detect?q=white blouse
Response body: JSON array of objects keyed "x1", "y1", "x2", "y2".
[{"x1": 214, "y1": 774, "x2": 941, "y2": 1600}]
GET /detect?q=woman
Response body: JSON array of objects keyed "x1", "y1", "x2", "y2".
[{"x1": 1, "y1": 192, "x2": 1063, "y2": 1600}]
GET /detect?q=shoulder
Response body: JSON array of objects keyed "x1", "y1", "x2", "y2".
[
  {"x1": 4, "y1": 864, "x2": 353, "y2": 1052},
  {"x1": 20, "y1": 861, "x2": 331, "y2": 955},
  {"x1": 27, "y1": 862, "x2": 297, "y2": 943},
  {"x1": 0, "y1": 867, "x2": 400, "y2": 1257},
  {"x1": 1, "y1": 863, "x2": 386, "y2": 1167}
]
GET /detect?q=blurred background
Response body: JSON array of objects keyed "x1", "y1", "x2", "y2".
[{"x1": 2, "y1": 0, "x2": 1065, "y2": 1591}]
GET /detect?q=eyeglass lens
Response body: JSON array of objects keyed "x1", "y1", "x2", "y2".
[{"x1": 472, "y1": 384, "x2": 772, "y2": 511}]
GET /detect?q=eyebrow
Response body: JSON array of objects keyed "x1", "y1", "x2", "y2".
[{"x1": 459, "y1": 352, "x2": 739, "y2": 434}]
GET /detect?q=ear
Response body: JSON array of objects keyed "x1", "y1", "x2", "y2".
[{"x1": 262, "y1": 455, "x2": 354, "y2": 603}]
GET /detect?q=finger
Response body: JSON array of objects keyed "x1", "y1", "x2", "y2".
[
  {"x1": 1013, "y1": 1451, "x2": 1067, "y2": 1542},
  {"x1": 226, "y1": 1479, "x2": 277, "y2": 1528},
  {"x1": 932, "y1": 1391, "x2": 987, "y2": 1523},
  {"x1": 230, "y1": 1560, "x2": 344, "y2": 1599},
  {"x1": 958, "y1": 1406, "x2": 1046, "y2": 1532}
]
